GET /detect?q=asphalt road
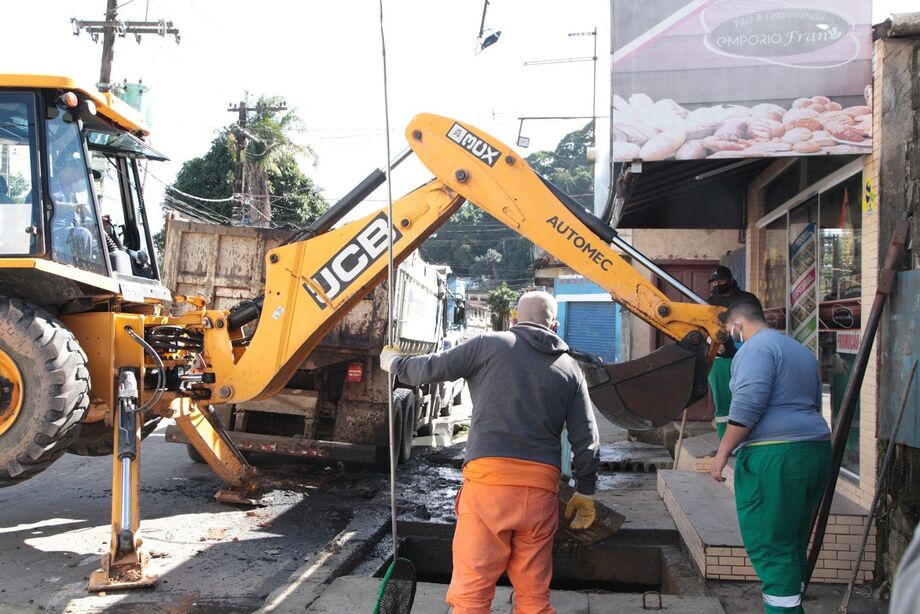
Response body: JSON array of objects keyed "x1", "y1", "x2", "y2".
[
  {"x1": 0, "y1": 392, "x2": 473, "y2": 614},
  {"x1": 0, "y1": 423, "x2": 366, "y2": 613}
]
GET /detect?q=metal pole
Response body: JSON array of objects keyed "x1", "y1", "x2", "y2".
[
  {"x1": 377, "y1": 0, "x2": 399, "y2": 562},
  {"x1": 119, "y1": 456, "x2": 132, "y2": 531},
  {"x1": 592, "y1": 27, "x2": 597, "y2": 147},
  {"x1": 673, "y1": 408, "x2": 689, "y2": 470}
]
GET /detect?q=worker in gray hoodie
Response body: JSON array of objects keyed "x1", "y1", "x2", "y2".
[{"x1": 380, "y1": 290, "x2": 600, "y2": 614}]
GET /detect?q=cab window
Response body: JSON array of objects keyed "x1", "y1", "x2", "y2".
[
  {"x1": 91, "y1": 151, "x2": 157, "y2": 279},
  {"x1": 0, "y1": 93, "x2": 40, "y2": 255},
  {"x1": 46, "y1": 110, "x2": 106, "y2": 275}
]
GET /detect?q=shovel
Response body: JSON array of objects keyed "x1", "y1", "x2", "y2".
[{"x1": 557, "y1": 481, "x2": 625, "y2": 545}]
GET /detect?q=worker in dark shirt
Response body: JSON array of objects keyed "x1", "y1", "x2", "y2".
[{"x1": 706, "y1": 265, "x2": 761, "y2": 438}]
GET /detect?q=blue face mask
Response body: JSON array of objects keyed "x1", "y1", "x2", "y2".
[{"x1": 730, "y1": 322, "x2": 745, "y2": 348}]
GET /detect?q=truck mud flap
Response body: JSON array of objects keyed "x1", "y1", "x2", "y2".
[{"x1": 570, "y1": 334, "x2": 710, "y2": 431}]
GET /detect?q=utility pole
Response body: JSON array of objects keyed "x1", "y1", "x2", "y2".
[
  {"x1": 72, "y1": 3, "x2": 180, "y2": 93},
  {"x1": 227, "y1": 98, "x2": 288, "y2": 227},
  {"x1": 228, "y1": 99, "x2": 251, "y2": 225}
]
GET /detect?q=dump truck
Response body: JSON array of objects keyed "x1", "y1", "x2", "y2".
[{"x1": 159, "y1": 220, "x2": 463, "y2": 466}]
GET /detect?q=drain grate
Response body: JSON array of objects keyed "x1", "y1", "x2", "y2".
[{"x1": 599, "y1": 460, "x2": 669, "y2": 473}]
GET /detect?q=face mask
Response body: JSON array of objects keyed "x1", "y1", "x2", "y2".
[
  {"x1": 730, "y1": 322, "x2": 744, "y2": 344},
  {"x1": 716, "y1": 281, "x2": 734, "y2": 296}
]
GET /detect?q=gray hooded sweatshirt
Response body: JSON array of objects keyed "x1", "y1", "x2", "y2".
[{"x1": 392, "y1": 322, "x2": 600, "y2": 495}]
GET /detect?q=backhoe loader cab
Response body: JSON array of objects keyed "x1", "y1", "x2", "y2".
[
  {"x1": 0, "y1": 75, "x2": 168, "y2": 305},
  {"x1": 0, "y1": 76, "x2": 170, "y2": 489}
]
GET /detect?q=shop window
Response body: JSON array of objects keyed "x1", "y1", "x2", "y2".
[
  {"x1": 762, "y1": 217, "x2": 787, "y2": 314},
  {"x1": 757, "y1": 167, "x2": 863, "y2": 479},
  {"x1": 819, "y1": 176, "x2": 862, "y2": 302},
  {"x1": 817, "y1": 175, "x2": 862, "y2": 478}
]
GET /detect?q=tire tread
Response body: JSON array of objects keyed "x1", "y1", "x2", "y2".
[{"x1": 0, "y1": 297, "x2": 89, "y2": 486}]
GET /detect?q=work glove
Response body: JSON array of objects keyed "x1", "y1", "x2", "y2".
[
  {"x1": 564, "y1": 493, "x2": 596, "y2": 530},
  {"x1": 379, "y1": 345, "x2": 403, "y2": 373}
]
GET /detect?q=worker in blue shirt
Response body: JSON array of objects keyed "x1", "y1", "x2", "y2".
[{"x1": 710, "y1": 300, "x2": 831, "y2": 614}]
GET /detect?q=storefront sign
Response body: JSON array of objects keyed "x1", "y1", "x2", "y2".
[
  {"x1": 837, "y1": 330, "x2": 861, "y2": 354},
  {"x1": 611, "y1": 0, "x2": 873, "y2": 162},
  {"x1": 789, "y1": 222, "x2": 818, "y2": 353},
  {"x1": 863, "y1": 178, "x2": 876, "y2": 216}
]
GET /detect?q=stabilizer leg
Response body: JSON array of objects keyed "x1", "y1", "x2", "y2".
[
  {"x1": 171, "y1": 398, "x2": 263, "y2": 504},
  {"x1": 88, "y1": 369, "x2": 158, "y2": 592}
]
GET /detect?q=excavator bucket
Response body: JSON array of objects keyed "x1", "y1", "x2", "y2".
[{"x1": 571, "y1": 334, "x2": 710, "y2": 431}]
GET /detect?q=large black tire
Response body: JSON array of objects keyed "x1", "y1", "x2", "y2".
[
  {"x1": 0, "y1": 297, "x2": 89, "y2": 486},
  {"x1": 186, "y1": 443, "x2": 206, "y2": 464},
  {"x1": 400, "y1": 393, "x2": 416, "y2": 464},
  {"x1": 67, "y1": 413, "x2": 162, "y2": 456},
  {"x1": 416, "y1": 385, "x2": 438, "y2": 437},
  {"x1": 374, "y1": 389, "x2": 411, "y2": 471}
]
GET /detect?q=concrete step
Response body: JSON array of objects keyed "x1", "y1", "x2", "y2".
[
  {"x1": 675, "y1": 431, "x2": 719, "y2": 472},
  {"x1": 304, "y1": 576, "x2": 726, "y2": 613},
  {"x1": 657, "y1": 470, "x2": 875, "y2": 585},
  {"x1": 673, "y1": 432, "x2": 741, "y2": 492}
]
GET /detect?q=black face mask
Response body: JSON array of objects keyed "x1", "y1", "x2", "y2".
[{"x1": 715, "y1": 280, "x2": 736, "y2": 296}]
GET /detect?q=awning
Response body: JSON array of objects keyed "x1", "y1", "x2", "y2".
[{"x1": 614, "y1": 158, "x2": 774, "y2": 229}]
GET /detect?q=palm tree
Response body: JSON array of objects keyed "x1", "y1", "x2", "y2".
[{"x1": 226, "y1": 95, "x2": 316, "y2": 226}]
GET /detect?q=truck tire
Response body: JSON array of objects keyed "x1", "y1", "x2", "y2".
[
  {"x1": 416, "y1": 385, "x2": 438, "y2": 436},
  {"x1": 186, "y1": 443, "x2": 205, "y2": 464},
  {"x1": 375, "y1": 389, "x2": 411, "y2": 471},
  {"x1": 0, "y1": 297, "x2": 89, "y2": 486},
  {"x1": 400, "y1": 393, "x2": 416, "y2": 464},
  {"x1": 67, "y1": 413, "x2": 162, "y2": 456}
]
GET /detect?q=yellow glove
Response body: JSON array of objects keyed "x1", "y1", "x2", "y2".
[
  {"x1": 564, "y1": 493, "x2": 596, "y2": 530},
  {"x1": 379, "y1": 345, "x2": 404, "y2": 373}
]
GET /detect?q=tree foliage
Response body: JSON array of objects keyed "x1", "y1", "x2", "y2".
[
  {"x1": 417, "y1": 123, "x2": 595, "y2": 289},
  {"x1": 171, "y1": 135, "x2": 235, "y2": 218},
  {"x1": 525, "y1": 121, "x2": 594, "y2": 210},
  {"x1": 418, "y1": 202, "x2": 533, "y2": 290},
  {"x1": 169, "y1": 95, "x2": 327, "y2": 228},
  {"x1": 486, "y1": 282, "x2": 520, "y2": 330}
]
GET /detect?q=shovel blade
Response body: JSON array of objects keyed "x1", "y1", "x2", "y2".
[{"x1": 572, "y1": 337, "x2": 709, "y2": 431}]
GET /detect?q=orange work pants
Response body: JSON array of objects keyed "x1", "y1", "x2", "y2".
[{"x1": 446, "y1": 480, "x2": 558, "y2": 614}]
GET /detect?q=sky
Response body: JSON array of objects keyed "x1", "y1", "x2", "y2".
[{"x1": 3, "y1": 0, "x2": 916, "y2": 232}]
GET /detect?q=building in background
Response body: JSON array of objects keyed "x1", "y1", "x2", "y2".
[
  {"x1": 553, "y1": 275, "x2": 622, "y2": 363},
  {"x1": 604, "y1": 0, "x2": 920, "y2": 587}
]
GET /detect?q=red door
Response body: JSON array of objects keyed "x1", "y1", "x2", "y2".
[{"x1": 652, "y1": 261, "x2": 717, "y2": 421}]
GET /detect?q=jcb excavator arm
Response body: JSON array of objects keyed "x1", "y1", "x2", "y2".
[{"x1": 195, "y1": 113, "x2": 725, "y2": 430}]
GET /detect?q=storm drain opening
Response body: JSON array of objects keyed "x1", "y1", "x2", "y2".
[{"x1": 355, "y1": 520, "x2": 701, "y2": 596}]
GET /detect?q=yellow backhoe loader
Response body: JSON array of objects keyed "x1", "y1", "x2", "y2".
[{"x1": 0, "y1": 75, "x2": 726, "y2": 591}]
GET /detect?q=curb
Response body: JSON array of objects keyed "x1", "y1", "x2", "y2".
[{"x1": 257, "y1": 502, "x2": 390, "y2": 613}]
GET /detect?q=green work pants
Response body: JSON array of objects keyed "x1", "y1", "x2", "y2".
[
  {"x1": 735, "y1": 440, "x2": 832, "y2": 613},
  {"x1": 708, "y1": 356, "x2": 732, "y2": 438}
]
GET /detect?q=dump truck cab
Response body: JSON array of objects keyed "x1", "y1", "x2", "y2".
[{"x1": 0, "y1": 75, "x2": 169, "y2": 311}]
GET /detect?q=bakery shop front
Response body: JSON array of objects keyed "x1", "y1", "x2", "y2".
[{"x1": 604, "y1": 0, "x2": 881, "y2": 507}]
